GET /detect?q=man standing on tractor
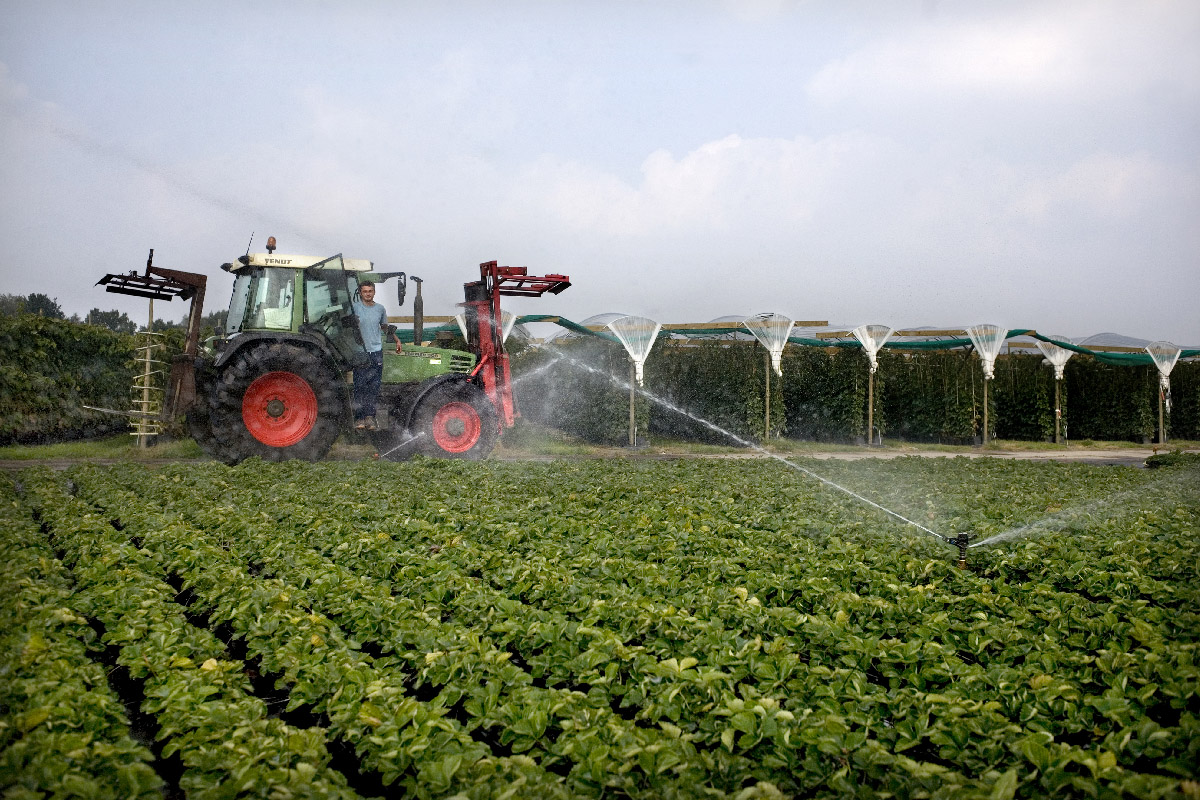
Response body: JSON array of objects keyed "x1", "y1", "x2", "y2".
[{"x1": 352, "y1": 280, "x2": 389, "y2": 430}]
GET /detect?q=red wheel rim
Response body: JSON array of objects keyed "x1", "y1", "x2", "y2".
[
  {"x1": 432, "y1": 401, "x2": 482, "y2": 453},
  {"x1": 242, "y1": 371, "x2": 318, "y2": 447}
]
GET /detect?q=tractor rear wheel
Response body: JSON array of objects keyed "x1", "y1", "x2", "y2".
[
  {"x1": 187, "y1": 384, "x2": 222, "y2": 460},
  {"x1": 412, "y1": 381, "x2": 498, "y2": 460},
  {"x1": 207, "y1": 342, "x2": 345, "y2": 464}
]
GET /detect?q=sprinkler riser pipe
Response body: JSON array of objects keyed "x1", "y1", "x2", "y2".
[
  {"x1": 764, "y1": 351, "x2": 771, "y2": 442},
  {"x1": 629, "y1": 359, "x2": 636, "y2": 448},
  {"x1": 955, "y1": 533, "x2": 970, "y2": 569},
  {"x1": 867, "y1": 369, "x2": 874, "y2": 447}
]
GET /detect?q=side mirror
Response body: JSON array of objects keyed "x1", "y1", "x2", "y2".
[{"x1": 396, "y1": 272, "x2": 407, "y2": 306}]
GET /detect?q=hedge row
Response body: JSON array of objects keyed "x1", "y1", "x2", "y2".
[
  {"x1": 512, "y1": 339, "x2": 1199, "y2": 445},
  {"x1": 4, "y1": 316, "x2": 1194, "y2": 448},
  {"x1": 0, "y1": 315, "x2": 136, "y2": 445}
]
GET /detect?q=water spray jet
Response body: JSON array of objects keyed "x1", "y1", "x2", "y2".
[{"x1": 538, "y1": 343, "x2": 984, "y2": 565}]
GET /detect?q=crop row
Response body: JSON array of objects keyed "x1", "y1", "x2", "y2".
[
  {"x1": 51, "y1": 457, "x2": 1200, "y2": 799},
  {"x1": 69, "y1": 465, "x2": 801, "y2": 798},
  {"x1": 94, "y1": 463, "x2": 1050, "y2": 791},
  {"x1": 19, "y1": 467, "x2": 588, "y2": 800},
  {"x1": 113, "y1": 458, "x2": 1198, "y2": 768},
  {"x1": 0, "y1": 475, "x2": 162, "y2": 797},
  {"x1": 13, "y1": 467, "x2": 369, "y2": 798}
]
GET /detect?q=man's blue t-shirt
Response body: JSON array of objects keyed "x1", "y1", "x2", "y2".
[{"x1": 352, "y1": 299, "x2": 388, "y2": 353}]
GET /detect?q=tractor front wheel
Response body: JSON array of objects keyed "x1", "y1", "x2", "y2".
[
  {"x1": 413, "y1": 382, "x2": 498, "y2": 460},
  {"x1": 207, "y1": 342, "x2": 345, "y2": 464}
]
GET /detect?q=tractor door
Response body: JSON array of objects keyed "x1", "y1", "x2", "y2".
[{"x1": 302, "y1": 257, "x2": 367, "y2": 366}]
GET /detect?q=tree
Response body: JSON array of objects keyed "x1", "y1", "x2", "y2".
[
  {"x1": 0, "y1": 294, "x2": 24, "y2": 316},
  {"x1": 0, "y1": 293, "x2": 65, "y2": 318},
  {"x1": 87, "y1": 308, "x2": 138, "y2": 334},
  {"x1": 146, "y1": 317, "x2": 186, "y2": 332},
  {"x1": 141, "y1": 310, "x2": 226, "y2": 335},
  {"x1": 24, "y1": 293, "x2": 64, "y2": 319},
  {"x1": 199, "y1": 310, "x2": 226, "y2": 334}
]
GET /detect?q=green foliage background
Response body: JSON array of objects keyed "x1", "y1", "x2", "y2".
[
  {"x1": 512, "y1": 338, "x2": 650, "y2": 446},
  {"x1": 781, "y1": 346, "x2": 868, "y2": 442},
  {"x1": 0, "y1": 315, "x2": 135, "y2": 444},
  {"x1": 645, "y1": 341, "x2": 782, "y2": 443},
  {"x1": 514, "y1": 339, "x2": 1198, "y2": 445},
  {"x1": 3, "y1": 314, "x2": 1196, "y2": 447}
]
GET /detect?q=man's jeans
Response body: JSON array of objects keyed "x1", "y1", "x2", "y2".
[{"x1": 353, "y1": 350, "x2": 384, "y2": 419}]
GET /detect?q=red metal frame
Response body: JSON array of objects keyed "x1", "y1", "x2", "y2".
[{"x1": 464, "y1": 261, "x2": 570, "y2": 428}]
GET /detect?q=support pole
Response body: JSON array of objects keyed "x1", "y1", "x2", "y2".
[
  {"x1": 1054, "y1": 379, "x2": 1061, "y2": 444},
  {"x1": 139, "y1": 299, "x2": 154, "y2": 449},
  {"x1": 629, "y1": 359, "x2": 636, "y2": 448},
  {"x1": 764, "y1": 351, "x2": 771, "y2": 442},
  {"x1": 867, "y1": 369, "x2": 874, "y2": 447},
  {"x1": 982, "y1": 377, "x2": 990, "y2": 447},
  {"x1": 1159, "y1": 386, "x2": 1166, "y2": 445}
]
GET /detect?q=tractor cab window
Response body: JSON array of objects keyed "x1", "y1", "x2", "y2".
[
  {"x1": 304, "y1": 269, "x2": 356, "y2": 322},
  {"x1": 225, "y1": 272, "x2": 253, "y2": 333},
  {"x1": 241, "y1": 268, "x2": 296, "y2": 330}
]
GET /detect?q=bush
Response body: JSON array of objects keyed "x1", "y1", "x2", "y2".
[
  {"x1": 513, "y1": 334, "x2": 1198, "y2": 447},
  {"x1": 0, "y1": 315, "x2": 136, "y2": 444},
  {"x1": 781, "y1": 345, "x2": 866, "y2": 442},
  {"x1": 512, "y1": 337, "x2": 645, "y2": 446},
  {"x1": 646, "y1": 340, "x2": 781, "y2": 444}
]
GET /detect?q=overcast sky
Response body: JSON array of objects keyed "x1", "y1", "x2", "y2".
[{"x1": 2, "y1": 0, "x2": 1197, "y2": 345}]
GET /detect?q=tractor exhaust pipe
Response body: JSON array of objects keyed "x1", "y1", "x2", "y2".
[{"x1": 412, "y1": 277, "x2": 424, "y2": 346}]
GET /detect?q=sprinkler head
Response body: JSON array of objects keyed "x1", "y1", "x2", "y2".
[
  {"x1": 937, "y1": 532, "x2": 973, "y2": 568},
  {"x1": 953, "y1": 533, "x2": 972, "y2": 569}
]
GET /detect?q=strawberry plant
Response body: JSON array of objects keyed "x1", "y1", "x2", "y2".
[{"x1": 2, "y1": 456, "x2": 1197, "y2": 798}]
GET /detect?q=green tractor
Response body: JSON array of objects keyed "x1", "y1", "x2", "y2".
[{"x1": 97, "y1": 245, "x2": 569, "y2": 464}]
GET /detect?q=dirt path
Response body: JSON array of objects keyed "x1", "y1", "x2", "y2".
[
  {"x1": 3, "y1": 446, "x2": 1192, "y2": 471},
  {"x1": 498, "y1": 446, "x2": 1190, "y2": 467},
  {"x1": 776, "y1": 448, "x2": 1171, "y2": 467}
]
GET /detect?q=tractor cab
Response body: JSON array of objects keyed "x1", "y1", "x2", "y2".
[
  {"x1": 219, "y1": 252, "x2": 382, "y2": 367},
  {"x1": 222, "y1": 252, "x2": 370, "y2": 330}
]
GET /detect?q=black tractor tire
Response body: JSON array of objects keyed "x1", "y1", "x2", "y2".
[
  {"x1": 410, "y1": 381, "x2": 499, "y2": 460},
  {"x1": 186, "y1": 387, "x2": 222, "y2": 460},
  {"x1": 206, "y1": 342, "x2": 346, "y2": 464}
]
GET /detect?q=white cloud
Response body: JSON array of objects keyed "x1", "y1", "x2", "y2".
[
  {"x1": 806, "y1": 2, "x2": 1200, "y2": 103},
  {"x1": 1010, "y1": 151, "x2": 1168, "y2": 224},
  {"x1": 0, "y1": 62, "x2": 30, "y2": 103},
  {"x1": 503, "y1": 131, "x2": 896, "y2": 238},
  {"x1": 810, "y1": 23, "x2": 1080, "y2": 99}
]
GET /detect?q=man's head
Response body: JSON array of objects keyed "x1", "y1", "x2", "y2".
[{"x1": 359, "y1": 281, "x2": 376, "y2": 303}]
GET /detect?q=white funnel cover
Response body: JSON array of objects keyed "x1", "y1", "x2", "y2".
[
  {"x1": 851, "y1": 324, "x2": 893, "y2": 374},
  {"x1": 501, "y1": 310, "x2": 517, "y2": 343},
  {"x1": 1145, "y1": 341, "x2": 1180, "y2": 403},
  {"x1": 967, "y1": 324, "x2": 1007, "y2": 380},
  {"x1": 607, "y1": 315, "x2": 661, "y2": 386},
  {"x1": 1035, "y1": 335, "x2": 1075, "y2": 380},
  {"x1": 454, "y1": 311, "x2": 517, "y2": 343},
  {"x1": 743, "y1": 313, "x2": 794, "y2": 376}
]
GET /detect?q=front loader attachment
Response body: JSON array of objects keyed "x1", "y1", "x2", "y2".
[{"x1": 96, "y1": 249, "x2": 207, "y2": 420}]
